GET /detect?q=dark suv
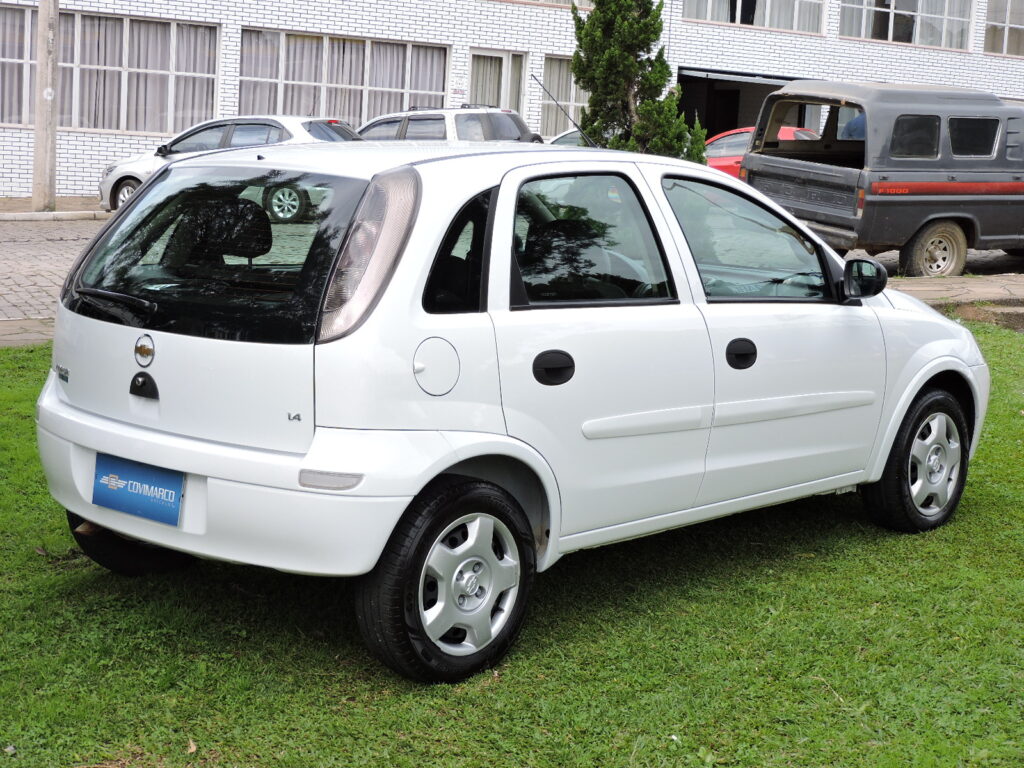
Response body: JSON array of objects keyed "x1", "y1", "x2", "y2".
[{"x1": 740, "y1": 81, "x2": 1024, "y2": 276}]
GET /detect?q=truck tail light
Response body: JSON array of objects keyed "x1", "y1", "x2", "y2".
[
  {"x1": 738, "y1": 167, "x2": 748, "y2": 182},
  {"x1": 856, "y1": 188, "x2": 865, "y2": 218}
]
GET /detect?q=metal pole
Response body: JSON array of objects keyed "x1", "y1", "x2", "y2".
[{"x1": 32, "y1": 0, "x2": 59, "y2": 212}]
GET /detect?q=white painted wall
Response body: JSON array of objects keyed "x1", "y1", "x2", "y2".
[{"x1": 1, "y1": 0, "x2": 1021, "y2": 196}]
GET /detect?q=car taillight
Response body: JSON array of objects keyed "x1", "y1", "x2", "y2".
[
  {"x1": 318, "y1": 165, "x2": 421, "y2": 342},
  {"x1": 738, "y1": 167, "x2": 748, "y2": 181},
  {"x1": 856, "y1": 188, "x2": 865, "y2": 218}
]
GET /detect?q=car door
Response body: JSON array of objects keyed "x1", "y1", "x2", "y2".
[
  {"x1": 487, "y1": 162, "x2": 715, "y2": 538},
  {"x1": 647, "y1": 167, "x2": 886, "y2": 506}
]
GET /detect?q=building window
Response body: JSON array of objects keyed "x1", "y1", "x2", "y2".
[
  {"x1": 239, "y1": 29, "x2": 446, "y2": 127},
  {"x1": 0, "y1": 5, "x2": 216, "y2": 131},
  {"x1": 540, "y1": 57, "x2": 588, "y2": 136},
  {"x1": 985, "y1": 0, "x2": 1024, "y2": 55},
  {"x1": 839, "y1": 0, "x2": 970, "y2": 49},
  {"x1": 681, "y1": 0, "x2": 823, "y2": 33},
  {"x1": 470, "y1": 50, "x2": 524, "y2": 112}
]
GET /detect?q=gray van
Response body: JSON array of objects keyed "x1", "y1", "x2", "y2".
[{"x1": 740, "y1": 81, "x2": 1024, "y2": 276}]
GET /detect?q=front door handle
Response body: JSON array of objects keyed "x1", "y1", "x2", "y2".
[
  {"x1": 725, "y1": 338, "x2": 757, "y2": 370},
  {"x1": 533, "y1": 350, "x2": 575, "y2": 386}
]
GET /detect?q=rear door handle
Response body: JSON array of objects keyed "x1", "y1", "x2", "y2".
[
  {"x1": 725, "y1": 338, "x2": 757, "y2": 370},
  {"x1": 533, "y1": 350, "x2": 575, "y2": 386}
]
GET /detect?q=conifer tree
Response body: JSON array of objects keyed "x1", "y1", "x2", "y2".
[{"x1": 571, "y1": 0, "x2": 705, "y2": 163}]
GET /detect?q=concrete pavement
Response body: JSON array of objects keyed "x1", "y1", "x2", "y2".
[{"x1": 1, "y1": 219, "x2": 1022, "y2": 347}]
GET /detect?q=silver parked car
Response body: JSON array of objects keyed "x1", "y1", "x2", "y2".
[{"x1": 99, "y1": 116, "x2": 361, "y2": 216}]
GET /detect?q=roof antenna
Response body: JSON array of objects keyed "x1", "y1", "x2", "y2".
[{"x1": 530, "y1": 73, "x2": 598, "y2": 147}]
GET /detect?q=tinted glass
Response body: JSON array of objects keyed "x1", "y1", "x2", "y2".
[
  {"x1": 551, "y1": 130, "x2": 583, "y2": 146},
  {"x1": 229, "y1": 123, "x2": 274, "y2": 147},
  {"x1": 170, "y1": 125, "x2": 227, "y2": 153},
  {"x1": 423, "y1": 189, "x2": 494, "y2": 313},
  {"x1": 490, "y1": 113, "x2": 523, "y2": 140},
  {"x1": 304, "y1": 120, "x2": 359, "y2": 141},
  {"x1": 70, "y1": 168, "x2": 368, "y2": 344},
  {"x1": 512, "y1": 175, "x2": 673, "y2": 305},
  {"x1": 661, "y1": 177, "x2": 828, "y2": 301},
  {"x1": 949, "y1": 117, "x2": 999, "y2": 156},
  {"x1": 456, "y1": 114, "x2": 486, "y2": 141},
  {"x1": 360, "y1": 119, "x2": 402, "y2": 139},
  {"x1": 406, "y1": 117, "x2": 446, "y2": 139},
  {"x1": 891, "y1": 114, "x2": 940, "y2": 158}
]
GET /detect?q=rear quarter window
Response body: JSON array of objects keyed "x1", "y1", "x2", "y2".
[{"x1": 949, "y1": 117, "x2": 1000, "y2": 156}]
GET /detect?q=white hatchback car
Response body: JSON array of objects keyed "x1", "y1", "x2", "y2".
[{"x1": 38, "y1": 143, "x2": 989, "y2": 682}]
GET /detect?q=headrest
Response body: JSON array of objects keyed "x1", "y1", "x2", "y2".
[{"x1": 165, "y1": 197, "x2": 273, "y2": 266}]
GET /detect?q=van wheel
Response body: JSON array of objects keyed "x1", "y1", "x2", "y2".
[
  {"x1": 355, "y1": 478, "x2": 536, "y2": 683},
  {"x1": 263, "y1": 184, "x2": 309, "y2": 223},
  {"x1": 899, "y1": 221, "x2": 967, "y2": 277},
  {"x1": 860, "y1": 389, "x2": 969, "y2": 532},
  {"x1": 67, "y1": 511, "x2": 195, "y2": 576}
]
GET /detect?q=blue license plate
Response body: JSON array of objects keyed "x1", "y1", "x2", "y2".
[{"x1": 92, "y1": 454, "x2": 184, "y2": 526}]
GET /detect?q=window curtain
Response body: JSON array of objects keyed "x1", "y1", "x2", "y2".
[
  {"x1": 240, "y1": 29, "x2": 278, "y2": 79},
  {"x1": 178, "y1": 24, "x2": 216, "y2": 75},
  {"x1": 508, "y1": 54, "x2": 523, "y2": 112},
  {"x1": 239, "y1": 80, "x2": 276, "y2": 114},
  {"x1": 541, "y1": 57, "x2": 571, "y2": 135},
  {"x1": 327, "y1": 38, "x2": 364, "y2": 86},
  {"x1": 0, "y1": 6, "x2": 22, "y2": 122},
  {"x1": 470, "y1": 55, "x2": 501, "y2": 107},
  {"x1": 174, "y1": 24, "x2": 216, "y2": 131},
  {"x1": 127, "y1": 20, "x2": 170, "y2": 132},
  {"x1": 410, "y1": 45, "x2": 445, "y2": 92},
  {"x1": 283, "y1": 34, "x2": 322, "y2": 115},
  {"x1": 368, "y1": 41, "x2": 404, "y2": 118},
  {"x1": 79, "y1": 15, "x2": 122, "y2": 129}
]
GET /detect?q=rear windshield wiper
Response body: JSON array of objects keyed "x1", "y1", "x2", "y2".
[{"x1": 75, "y1": 286, "x2": 157, "y2": 313}]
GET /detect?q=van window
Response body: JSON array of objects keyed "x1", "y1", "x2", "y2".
[
  {"x1": 423, "y1": 190, "x2": 494, "y2": 313},
  {"x1": 361, "y1": 119, "x2": 402, "y2": 140},
  {"x1": 949, "y1": 117, "x2": 999, "y2": 156},
  {"x1": 891, "y1": 115, "x2": 940, "y2": 158},
  {"x1": 71, "y1": 168, "x2": 368, "y2": 343},
  {"x1": 456, "y1": 114, "x2": 486, "y2": 141},
  {"x1": 406, "y1": 117, "x2": 446, "y2": 140}
]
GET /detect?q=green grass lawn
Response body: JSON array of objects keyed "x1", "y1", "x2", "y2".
[{"x1": 2, "y1": 324, "x2": 1022, "y2": 768}]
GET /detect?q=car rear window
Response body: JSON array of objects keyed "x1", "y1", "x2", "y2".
[
  {"x1": 304, "y1": 120, "x2": 359, "y2": 141},
  {"x1": 490, "y1": 113, "x2": 524, "y2": 141},
  {"x1": 69, "y1": 167, "x2": 368, "y2": 344}
]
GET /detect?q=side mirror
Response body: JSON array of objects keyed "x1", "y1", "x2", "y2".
[
  {"x1": 843, "y1": 257, "x2": 887, "y2": 300},
  {"x1": 155, "y1": 144, "x2": 170, "y2": 157}
]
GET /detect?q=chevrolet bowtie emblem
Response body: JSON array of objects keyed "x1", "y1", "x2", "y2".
[{"x1": 134, "y1": 334, "x2": 155, "y2": 367}]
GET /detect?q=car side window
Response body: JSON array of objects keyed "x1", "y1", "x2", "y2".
[
  {"x1": 168, "y1": 125, "x2": 227, "y2": 153},
  {"x1": 949, "y1": 117, "x2": 999, "y2": 157},
  {"x1": 229, "y1": 124, "x2": 277, "y2": 147},
  {"x1": 891, "y1": 115, "x2": 940, "y2": 158},
  {"x1": 423, "y1": 189, "x2": 495, "y2": 313},
  {"x1": 511, "y1": 174, "x2": 674, "y2": 306},
  {"x1": 406, "y1": 118, "x2": 446, "y2": 140},
  {"x1": 456, "y1": 114, "x2": 486, "y2": 141},
  {"x1": 661, "y1": 177, "x2": 829, "y2": 301},
  {"x1": 361, "y1": 119, "x2": 402, "y2": 140},
  {"x1": 490, "y1": 114, "x2": 522, "y2": 141},
  {"x1": 706, "y1": 133, "x2": 750, "y2": 157}
]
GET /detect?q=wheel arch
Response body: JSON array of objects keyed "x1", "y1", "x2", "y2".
[
  {"x1": 412, "y1": 436, "x2": 563, "y2": 572},
  {"x1": 866, "y1": 359, "x2": 982, "y2": 481},
  {"x1": 907, "y1": 214, "x2": 979, "y2": 248},
  {"x1": 110, "y1": 175, "x2": 141, "y2": 209}
]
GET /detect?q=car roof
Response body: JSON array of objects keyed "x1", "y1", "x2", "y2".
[
  {"x1": 170, "y1": 141, "x2": 705, "y2": 181},
  {"x1": 184, "y1": 115, "x2": 354, "y2": 133},
  {"x1": 779, "y1": 80, "x2": 1005, "y2": 107}
]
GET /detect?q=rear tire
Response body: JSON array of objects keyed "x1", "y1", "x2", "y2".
[
  {"x1": 355, "y1": 478, "x2": 536, "y2": 683},
  {"x1": 898, "y1": 220, "x2": 967, "y2": 277},
  {"x1": 67, "y1": 511, "x2": 195, "y2": 576},
  {"x1": 860, "y1": 389, "x2": 970, "y2": 532},
  {"x1": 263, "y1": 184, "x2": 310, "y2": 223}
]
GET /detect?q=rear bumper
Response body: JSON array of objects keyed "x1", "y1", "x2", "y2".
[
  {"x1": 801, "y1": 220, "x2": 859, "y2": 250},
  {"x1": 35, "y1": 374, "x2": 424, "y2": 576}
]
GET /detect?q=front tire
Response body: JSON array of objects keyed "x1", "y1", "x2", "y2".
[
  {"x1": 861, "y1": 389, "x2": 970, "y2": 532},
  {"x1": 355, "y1": 478, "x2": 536, "y2": 683},
  {"x1": 67, "y1": 511, "x2": 195, "y2": 576},
  {"x1": 899, "y1": 220, "x2": 967, "y2": 277},
  {"x1": 112, "y1": 178, "x2": 140, "y2": 210}
]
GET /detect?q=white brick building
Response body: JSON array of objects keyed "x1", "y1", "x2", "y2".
[{"x1": 1, "y1": 0, "x2": 1022, "y2": 198}]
